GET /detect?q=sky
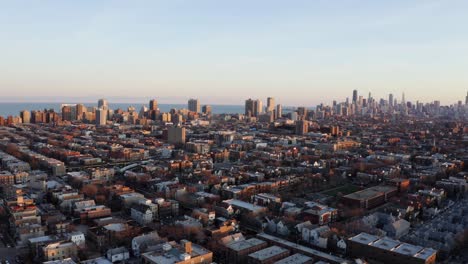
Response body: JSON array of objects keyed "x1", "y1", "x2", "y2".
[{"x1": 0, "y1": 0, "x2": 467, "y2": 106}]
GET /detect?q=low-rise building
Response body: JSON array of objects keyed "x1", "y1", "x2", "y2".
[
  {"x1": 347, "y1": 232, "x2": 437, "y2": 264},
  {"x1": 42, "y1": 241, "x2": 78, "y2": 262},
  {"x1": 247, "y1": 246, "x2": 290, "y2": 264},
  {"x1": 142, "y1": 240, "x2": 212, "y2": 264}
]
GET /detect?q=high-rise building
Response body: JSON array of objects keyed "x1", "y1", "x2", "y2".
[
  {"x1": 98, "y1": 99, "x2": 108, "y2": 110},
  {"x1": 96, "y1": 108, "x2": 107, "y2": 126},
  {"x1": 149, "y1": 99, "x2": 158, "y2": 111},
  {"x1": 167, "y1": 126, "x2": 186, "y2": 144},
  {"x1": 389, "y1": 94, "x2": 394, "y2": 107},
  {"x1": 297, "y1": 107, "x2": 307, "y2": 119},
  {"x1": 76, "y1": 104, "x2": 86, "y2": 120},
  {"x1": 465, "y1": 92, "x2": 468, "y2": 105},
  {"x1": 245, "y1": 99, "x2": 255, "y2": 117},
  {"x1": 188, "y1": 98, "x2": 200, "y2": 113},
  {"x1": 202, "y1": 105, "x2": 212, "y2": 115},
  {"x1": 139, "y1": 105, "x2": 148, "y2": 118},
  {"x1": 352, "y1": 90, "x2": 358, "y2": 104},
  {"x1": 61, "y1": 105, "x2": 76, "y2": 121},
  {"x1": 266, "y1": 97, "x2": 275, "y2": 112},
  {"x1": 295, "y1": 120, "x2": 309, "y2": 135},
  {"x1": 276, "y1": 104, "x2": 282, "y2": 119},
  {"x1": 20, "y1": 110, "x2": 31, "y2": 124},
  {"x1": 253, "y1": 99, "x2": 262, "y2": 117}
]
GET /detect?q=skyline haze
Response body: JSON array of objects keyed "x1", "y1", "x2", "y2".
[{"x1": 1, "y1": 1, "x2": 467, "y2": 105}]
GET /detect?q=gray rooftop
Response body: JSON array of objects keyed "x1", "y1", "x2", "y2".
[
  {"x1": 248, "y1": 246, "x2": 289, "y2": 261},
  {"x1": 274, "y1": 253, "x2": 313, "y2": 264}
]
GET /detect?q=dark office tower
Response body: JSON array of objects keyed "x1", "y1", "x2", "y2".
[
  {"x1": 98, "y1": 98, "x2": 108, "y2": 110},
  {"x1": 276, "y1": 104, "x2": 282, "y2": 119},
  {"x1": 465, "y1": 92, "x2": 468, "y2": 105},
  {"x1": 352, "y1": 90, "x2": 358, "y2": 104},
  {"x1": 295, "y1": 120, "x2": 309, "y2": 135},
  {"x1": 266, "y1": 97, "x2": 275, "y2": 112},
  {"x1": 31, "y1": 111, "x2": 41, "y2": 123},
  {"x1": 202, "y1": 105, "x2": 212, "y2": 115},
  {"x1": 61, "y1": 105, "x2": 73, "y2": 121},
  {"x1": 76, "y1": 104, "x2": 86, "y2": 120},
  {"x1": 245, "y1": 98, "x2": 254, "y2": 117},
  {"x1": 389, "y1": 94, "x2": 394, "y2": 107},
  {"x1": 149, "y1": 99, "x2": 158, "y2": 111},
  {"x1": 188, "y1": 98, "x2": 200, "y2": 113}
]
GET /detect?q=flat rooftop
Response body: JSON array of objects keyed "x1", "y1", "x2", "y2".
[
  {"x1": 344, "y1": 186, "x2": 396, "y2": 200},
  {"x1": 350, "y1": 233, "x2": 437, "y2": 261},
  {"x1": 228, "y1": 238, "x2": 266, "y2": 252},
  {"x1": 414, "y1": 248, "x2": 437, "y2": 260},
  {"x1": 371, "y1": 237, "x2": 400, "y2": 251},
  {"x1": 248, "y1": 246, "x2": 289, "y2": 261},
  {"x1": 348, "y1": 233, "x2": 379, "y2": 245},
  {"x1": 257, "y1": 233, "x2": 348, "y2": 264},
  {"x1": 224, "y1": 199, "x2": 266, "y2": 212},
  {"x1": 392, "y1": 243, "x2": 423, "y2": 256},
  {"x1": 344, "y1": 189, "x2": 382, "y2": 200},
  {"x1": 274, "y1": 253, "x2": 313, "y2": 264}
]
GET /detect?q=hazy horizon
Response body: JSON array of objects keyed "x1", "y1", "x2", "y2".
[{"x1": 1, "y1": 1, "x2": 467, "y2": 105}]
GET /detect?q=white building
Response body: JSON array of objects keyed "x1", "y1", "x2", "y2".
[
  {"x1": 68, "y1": 231, "x2": 86, "y2": 247},
  {"x1": 107, "y1": 247, "x2": 130, "y2": 263}
]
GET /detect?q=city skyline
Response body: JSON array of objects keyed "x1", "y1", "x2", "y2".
[{"x1": 1, "y1": 1, "x2": 468, "y2": 105}]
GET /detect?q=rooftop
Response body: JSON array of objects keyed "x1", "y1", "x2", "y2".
[
  {"x1": 348, "y1": 233, "x2": 379, "y2": 245},
  {"x1": 392, "y1": 243, "x2": 423, "y2": 256},
  {"x1": 371, "y1": 237, "x2": 400, "y2": 250},
  {"x1": 228, "y1": 238, "x2": 266, "y2": 252},
  {"x1": 274, "y1": 253, "x2": 313, "y2": 264},
  {"x1": 257, "y1": 233, "x2": 348, "y2": 263},
  {"x1": 224, "y1": 199, "x2": 266, "y2": 212},
  {"x1": 344, "y1": 186, "x2": 396, "y2": 200},
  {"x1": 248, "y1": 246, "x2": 289, "y2": 261}
]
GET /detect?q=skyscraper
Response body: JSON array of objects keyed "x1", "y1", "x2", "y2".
[
  {"x1": 20, "y1": 110, "x2": 31, "y2": 124},
  {"x1": 253, "y1": 99, "x2": 262, "y2": 117},
  {"x1": 266, "y1": 97, "x2": 275, "y2": 112},
  {"x1": 98, "y1": 98, "x2": 108, "y2": 110},
  {"x1": 352, "y1": 90, "x2": 358, "y2": 104},
  {"x1": 76, "y1": 104, "x2": 86, "y2": 120},
  {"x1": 61, "y1": 104, "x2": 76, "y2": 121},
  {"x1": 465, "y1": 92, "x2": 468, "y2": 105},
  {"x1": 297, "y1": 107, "x2": 307, "y2": 119},
  {"x1": 245, "y1": 99, "x2": 254, "y2": 117},
  {"x1": 276, "y1": 104, "x2": 282, "y2": 119},
  {"x1": 96, "y1": 108, "x2": 107, "y2": 126},
  {"x1": 389, "y1": 94, "x2": 394, "y2": 107},
  {"x1": 202, "y1": 105, "x2": 212, "y2": 115},
  {"x1": 149, "y1": 99, "x2": 158, "y2": 111},
  {"x1": 188, "y1": 98, "x2": 200, "y2": 113}
]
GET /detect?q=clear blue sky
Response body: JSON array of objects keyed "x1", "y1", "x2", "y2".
[{"x1": 1, "y1": 0, "x2": 467, "y2": 106}]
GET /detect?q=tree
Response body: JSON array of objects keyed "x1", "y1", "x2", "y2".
[{"x1": 81, "y1": 184, "x2": 98, "y2": 198}]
